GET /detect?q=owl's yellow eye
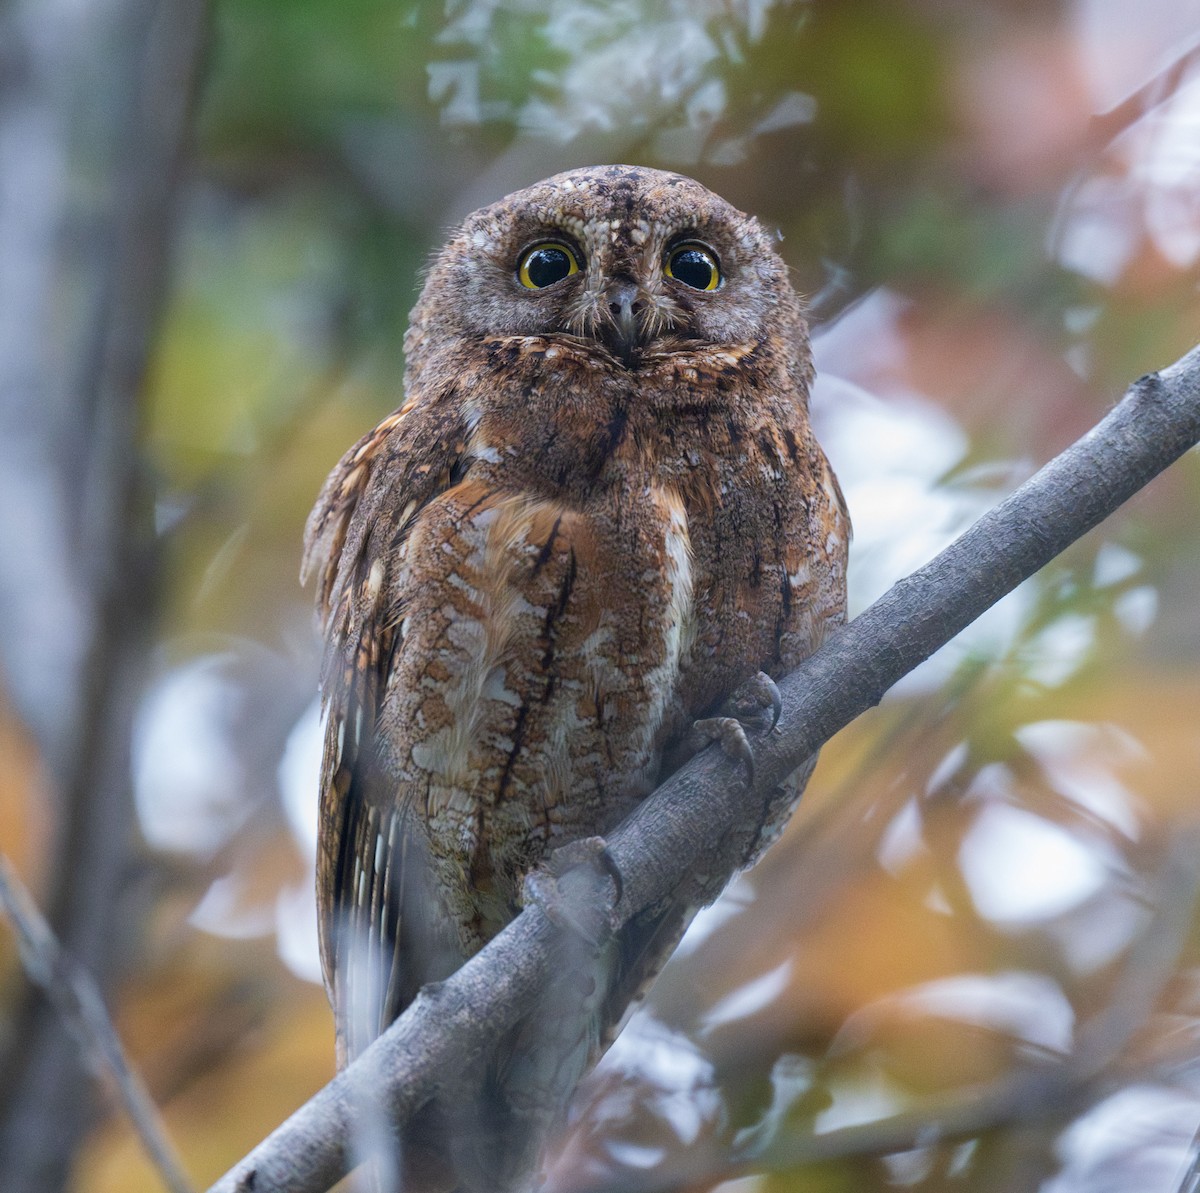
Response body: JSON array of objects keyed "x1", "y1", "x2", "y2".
[
  {"x1": 517, "y1": 242, "x2": 580, "y2": 289},
  {"x1": 665, "y1": 242, "x2": 720, "y2": 291}
]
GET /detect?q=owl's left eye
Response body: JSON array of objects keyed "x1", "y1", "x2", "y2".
[
  {"x1": 517, "y1": 242, "x2": 580, "y2": 289},
  {"x1": 665, "y1": 242, "x2": 721, "y2": 291}
]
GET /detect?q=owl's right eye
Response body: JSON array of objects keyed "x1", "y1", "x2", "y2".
[{"x1": 517, "y1": 243, "x2": 580, "y2": 289}]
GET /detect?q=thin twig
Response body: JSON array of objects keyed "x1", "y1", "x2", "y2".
[
  {"x1": 0, "y1": 858, "x2": 195, "y2": 1193},
  {"x1": 1085, "y1": 39, "x2": 1200, "y2": 156},
  {"x1": 206, "y1": 341, "x2": 1200, "y2": 1193}
]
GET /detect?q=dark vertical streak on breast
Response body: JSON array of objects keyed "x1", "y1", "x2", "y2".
[
  {"x1": 531, "y1": 516, "x2": 563, "y2": 576},
  {"x1": 588, "y1": 404, "x2": 629, "y2": 481},
  {"x1": 497, "y1": 551, "x2": 578, "y2": 804}
]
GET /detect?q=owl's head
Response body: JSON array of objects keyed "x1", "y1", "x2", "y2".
[{"x1": 405, "y1": 165, "x2": 807, "y2": 382}]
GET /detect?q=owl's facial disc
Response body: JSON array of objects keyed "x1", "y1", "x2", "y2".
[{"x1": 421, "y1": 166, "x2": 800, "y2": 377}]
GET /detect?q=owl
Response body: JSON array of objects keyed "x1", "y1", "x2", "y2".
[{"x1": 302, "y1": 164, "x2": 848, "y2": 1191}]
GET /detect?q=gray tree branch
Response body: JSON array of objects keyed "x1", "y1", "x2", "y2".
[{"x1": 207, "y1": 341, "x2": 1200, "y2": 1193}]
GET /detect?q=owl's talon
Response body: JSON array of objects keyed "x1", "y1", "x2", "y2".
[
  {"x1": 688, "y1": 672, "x2": 783, "y2": 781},
  {"x1": 593, "y1": 844, "x2": 624, "y2": 906},
  {"x1": 723, "y1": 671, "x2": 783, "y2": 732},
  {"x1": 764, "y1": 677, "x2": 783, "y2": 732},
  {"x1": 692, "y1": 715, "x2": 755, "y2": 784}
]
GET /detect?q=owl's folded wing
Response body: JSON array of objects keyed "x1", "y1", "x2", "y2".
[{"x1": 301, "y1": 393, "x2": 471, "y2": 1060}]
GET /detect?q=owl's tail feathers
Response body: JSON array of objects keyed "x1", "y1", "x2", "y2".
[
  {"x1": 336, "y1": 936, "x2": 616, "y2": 1193},
  {"x1": 435, "y1": 930, "x2": 620, "y2": 1193},
  {"x1": 339, "y1": 891, "x2": 694, "y2": 1192}
]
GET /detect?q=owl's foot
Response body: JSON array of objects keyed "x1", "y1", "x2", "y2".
[
  {"x1": 690, "y1": 671, "x2": 783, "y2": 784},
  {"x1": 723, "y1": 670, "x2": 783, "y2": 732},
  {"x1": 690, "y1": 716, "x2": 757, "y2": 783},
  {"x1": 523, "y1": 836, "x2": 621, "y2": 946}
]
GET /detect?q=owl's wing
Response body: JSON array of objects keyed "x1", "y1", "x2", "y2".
[{"x1": 302, "y1": 395, "x2": 470, "y2": 1060}]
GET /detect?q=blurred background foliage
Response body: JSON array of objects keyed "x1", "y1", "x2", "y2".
[{"x1": 2, "y1": 0, "x2": 1200, "y2": 1190}]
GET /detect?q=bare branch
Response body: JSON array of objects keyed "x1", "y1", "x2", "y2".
[
  {"x1": 1085, "y1": 40, "x2": 1200, "y2": 156},
  {"x1": 207, "y1": 341, "x2": 1200, "y2": 1193},
  {"x1": 0, "y1": 858, "x2": 196, "y2": 1193}
]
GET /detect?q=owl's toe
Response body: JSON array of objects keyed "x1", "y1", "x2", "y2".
[
  {"x1": 690, "y1": 715, "x2": 756, "y2": 784},
  {"x1": 522, "y1": 836, "x2": 621, "y2": 946},
  {"x1": 688, "y1": 672, "x2": 783, "y2": 782}
]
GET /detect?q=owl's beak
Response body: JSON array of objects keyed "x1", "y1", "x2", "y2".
[{"x1": 604, "y1": 280, "x2": 644, "y2": 365}]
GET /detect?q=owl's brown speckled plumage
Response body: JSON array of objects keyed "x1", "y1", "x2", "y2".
[{"x1": 303, "y1": 164, "x2": 848, "y2": 1190}]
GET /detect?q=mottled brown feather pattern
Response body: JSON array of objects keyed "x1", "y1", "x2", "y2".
[{"x1": 303, "y1": 165, "x2": 848, "y2": 1189}]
